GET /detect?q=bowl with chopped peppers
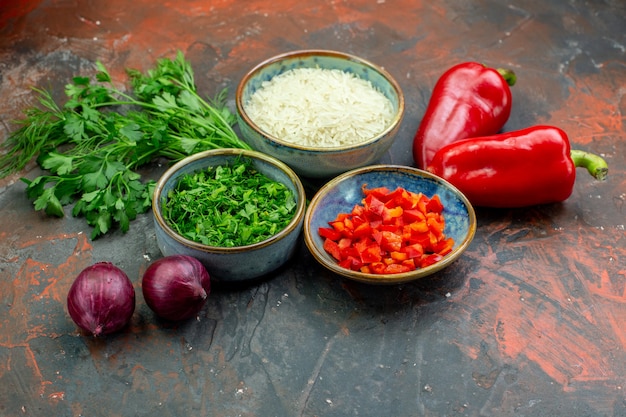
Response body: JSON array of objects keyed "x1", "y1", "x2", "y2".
[
  {"x1": 236, "y1": 49, "x2": 405, "y2": 178},
  {"x1": 153, "y1": 149, "x2": 307, "y2": 284},
  {"x1": 304, "y1": 165, "x2": 476, "y2": 284}
]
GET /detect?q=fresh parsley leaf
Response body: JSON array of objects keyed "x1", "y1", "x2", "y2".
[
  {"x1": 63, "y1": 114, "x2": 85, "y2": 141},
  {"x1": 39, "y1": 152, "x2": 74, "y2": 175},
  {"x1": 33, "y1": 187, "x2": 64, "y2": 217},
  {"x1": 114, "y1": 208, "x2": 130, "y2": 233},
  {"x1": 91, "y1": 210, "x2": 112, "y2": 239},
  {"x1": 180, "y1": 137, "x2": 200, "y2": 154},
  {"x1": 152, "y1": 92, "x2": 178, "y2": 112},
  {"x1": 94, "y1": 62, "x2": 112, "y2": 83},
  {"x1": 82, "y1": 171, "x2": 108, "y2": 191},
  {"x1": 178, "y1": 90, "x2": 202, "y2": 113},
  {"x1": 119, "y1": 122, "x2": 143, "y2": 143}
]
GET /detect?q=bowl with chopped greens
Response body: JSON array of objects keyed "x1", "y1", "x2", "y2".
[
  {"x1": 303, "y1": 165, "x2": 476, "y2": 285},
  {"x1": 152, "y1": 148, "x2": 307, "y2": 284},
  {"x1": 236, "y1": 49, "x2": 405, "y2": 178}
]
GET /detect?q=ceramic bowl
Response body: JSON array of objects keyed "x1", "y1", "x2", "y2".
[
  {"x1": 304, "y1": 165, "x2": 476, "y2": 285},
  {"x1": 235, "y1": 49, "x2": 405, "y2": 178},
  {"x1": 152, "y1": 148, "x2": 307, "y2": 284}
]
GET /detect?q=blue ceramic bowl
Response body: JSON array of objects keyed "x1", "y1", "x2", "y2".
[
  {"x1": 304, "y1": 165, "x2": 476, "y2": 284},
  {"x1": 152, "y1": 149, "x2": 307, "y2": 284},
  {"x1": 236, "y1": 49, "x2": 405, "y2": 178}
]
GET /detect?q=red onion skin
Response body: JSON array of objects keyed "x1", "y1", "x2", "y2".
[
  {"x1": 142, "y1": 255, "x2": 211, "y2": 321},
  {"x1": 67, "y1": 262, "x2": 135, "y2": 337}
]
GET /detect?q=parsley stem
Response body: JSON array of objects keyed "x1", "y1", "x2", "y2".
[{"x1": 90, "y1": 99, "x2": 250, "y2": 151}]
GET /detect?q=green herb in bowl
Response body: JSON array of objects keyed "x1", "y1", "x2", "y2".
[{"x1": 162, "y1": 158, "x2": 297, "y2": 247}]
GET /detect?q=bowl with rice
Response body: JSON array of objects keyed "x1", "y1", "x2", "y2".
[{"x1": 236, "y1": 49, "x2": 405, "y2": 178}]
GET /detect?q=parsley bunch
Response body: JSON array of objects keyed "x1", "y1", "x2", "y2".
[{"x1": 0, "y1": 51, "x2": 251, "y2": 239}]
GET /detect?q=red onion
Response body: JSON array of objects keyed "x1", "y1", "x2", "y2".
[
  {"x1": 141, "y1": 255, "x2": 211, "y2": 321},
  {"x1": 67, "y1": 262, "x2": 136, "y2": 337}
]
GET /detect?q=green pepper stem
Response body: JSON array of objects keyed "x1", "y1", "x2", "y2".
[
  {"x1": 496, "y1": 68, "x2": 517, "y2": 86},
  {"x1": 571, "y1": 149, "x2": 608, "y2": 181}
]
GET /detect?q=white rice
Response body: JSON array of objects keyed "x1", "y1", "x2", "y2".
[{"x1": 245, "y1": 67, "x2": 395, "y2": 147}]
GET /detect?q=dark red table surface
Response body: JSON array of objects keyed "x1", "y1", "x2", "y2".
[{"x1": 1, "y1": 1, "x2": 625, "y2": 416}]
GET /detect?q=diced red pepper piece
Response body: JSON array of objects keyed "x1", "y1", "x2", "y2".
[
  {"x1": 364, "y1": 193, "x2": 385, "y2": 217},
  {"x1": 370, "y1": 262, "x2": 387, "y2": 274},
  {"x1": 416, "y1": 194, "x2": 429, "y2": 214},
  {"x1": 382, "y1": 187, "x2": 405, "y2": 206},
  {"x1": 380, "y1": 230, "x2": 402, "y2": 252},
  {"x1": 319, "y1": 227, "x2": 341, "y2": 241},
  {"x1": 335, "y1": 212, "x2": 350, "y2": 222},
  {"x1": 384, "y1": 263, "x2": 412, "y2": 274},
  {"x1": 323, "y1": 238, "x2": 342, "y2": 261},
  {"x1": 330, "y1": 220, "x2": 345, "y2": 233},
  {"x1": 337, "y1": 237, "x2": 353, "y2": 252},
  {"x1": 401, "y1": 259, "x2": 417, "y2": 271},
  {"x1": 435, "y1": 237, "x2": 455, "y2": 255},
  {"x1": 402, "y1": 243, "x2": 424, "y2": 259},
  {"x1": 362, "y1": 185, "x2": 391, "y2": 200},
  {"x1": 420, "y1": 254, "x2": 443, "y2": 268},
  {"x1": 382, "y1": 206, "x2": 403, "y2": 223},
  {"x1": 360, "y1": 245, "x2": 383, "y2": 264},
  {"x1": 403, "y1": 209, "x2": 425, "y2": 224},
  {"x1": 339, "y1": 256, "x2": 363, "y2": 271},
  {"x1": 390, "y1": 251, "x2": 408, "y2": 261},
  {"x1": 352, "y1": 221, "x2": 372, "y2": 239},
  {"x1": 426, "y1": 194, "x2": 444, "y2": 213},
  {"x1": 351, "y1": 204, "x2": 366, "y2": 217},
  {"x1": 409, "y1": 220, "x2": 429, "y2": 234}
]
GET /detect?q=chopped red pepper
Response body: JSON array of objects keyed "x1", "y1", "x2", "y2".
[{"x1": 319, "y1": 186, "x2": 455, "y2": 275}]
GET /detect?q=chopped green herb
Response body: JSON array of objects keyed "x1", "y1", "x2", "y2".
[
  {"x1": 0, "y1": 51, "x2": 251, "y2": 239},
  {"x1": 162, "y1": 158, "x2": 296, "y2": 247}
]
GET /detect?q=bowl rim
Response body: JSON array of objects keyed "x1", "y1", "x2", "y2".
[
  {"x1": 303, "y1": 164, "x2": 477, "y2": 284},
  {"x1": 235, "y1": 49, "x2": 405, "y2": 152},
  {"x1": 153, "y1": 148, "x2": 307, "y2": 254}
]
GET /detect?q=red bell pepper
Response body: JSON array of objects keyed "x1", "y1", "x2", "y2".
[
  {"x1": 426, "y1": 125, "x2": 609, "y2": 208},
  {"x1": 413, "y1": 62, "x2": 516, "y2": 169}
]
